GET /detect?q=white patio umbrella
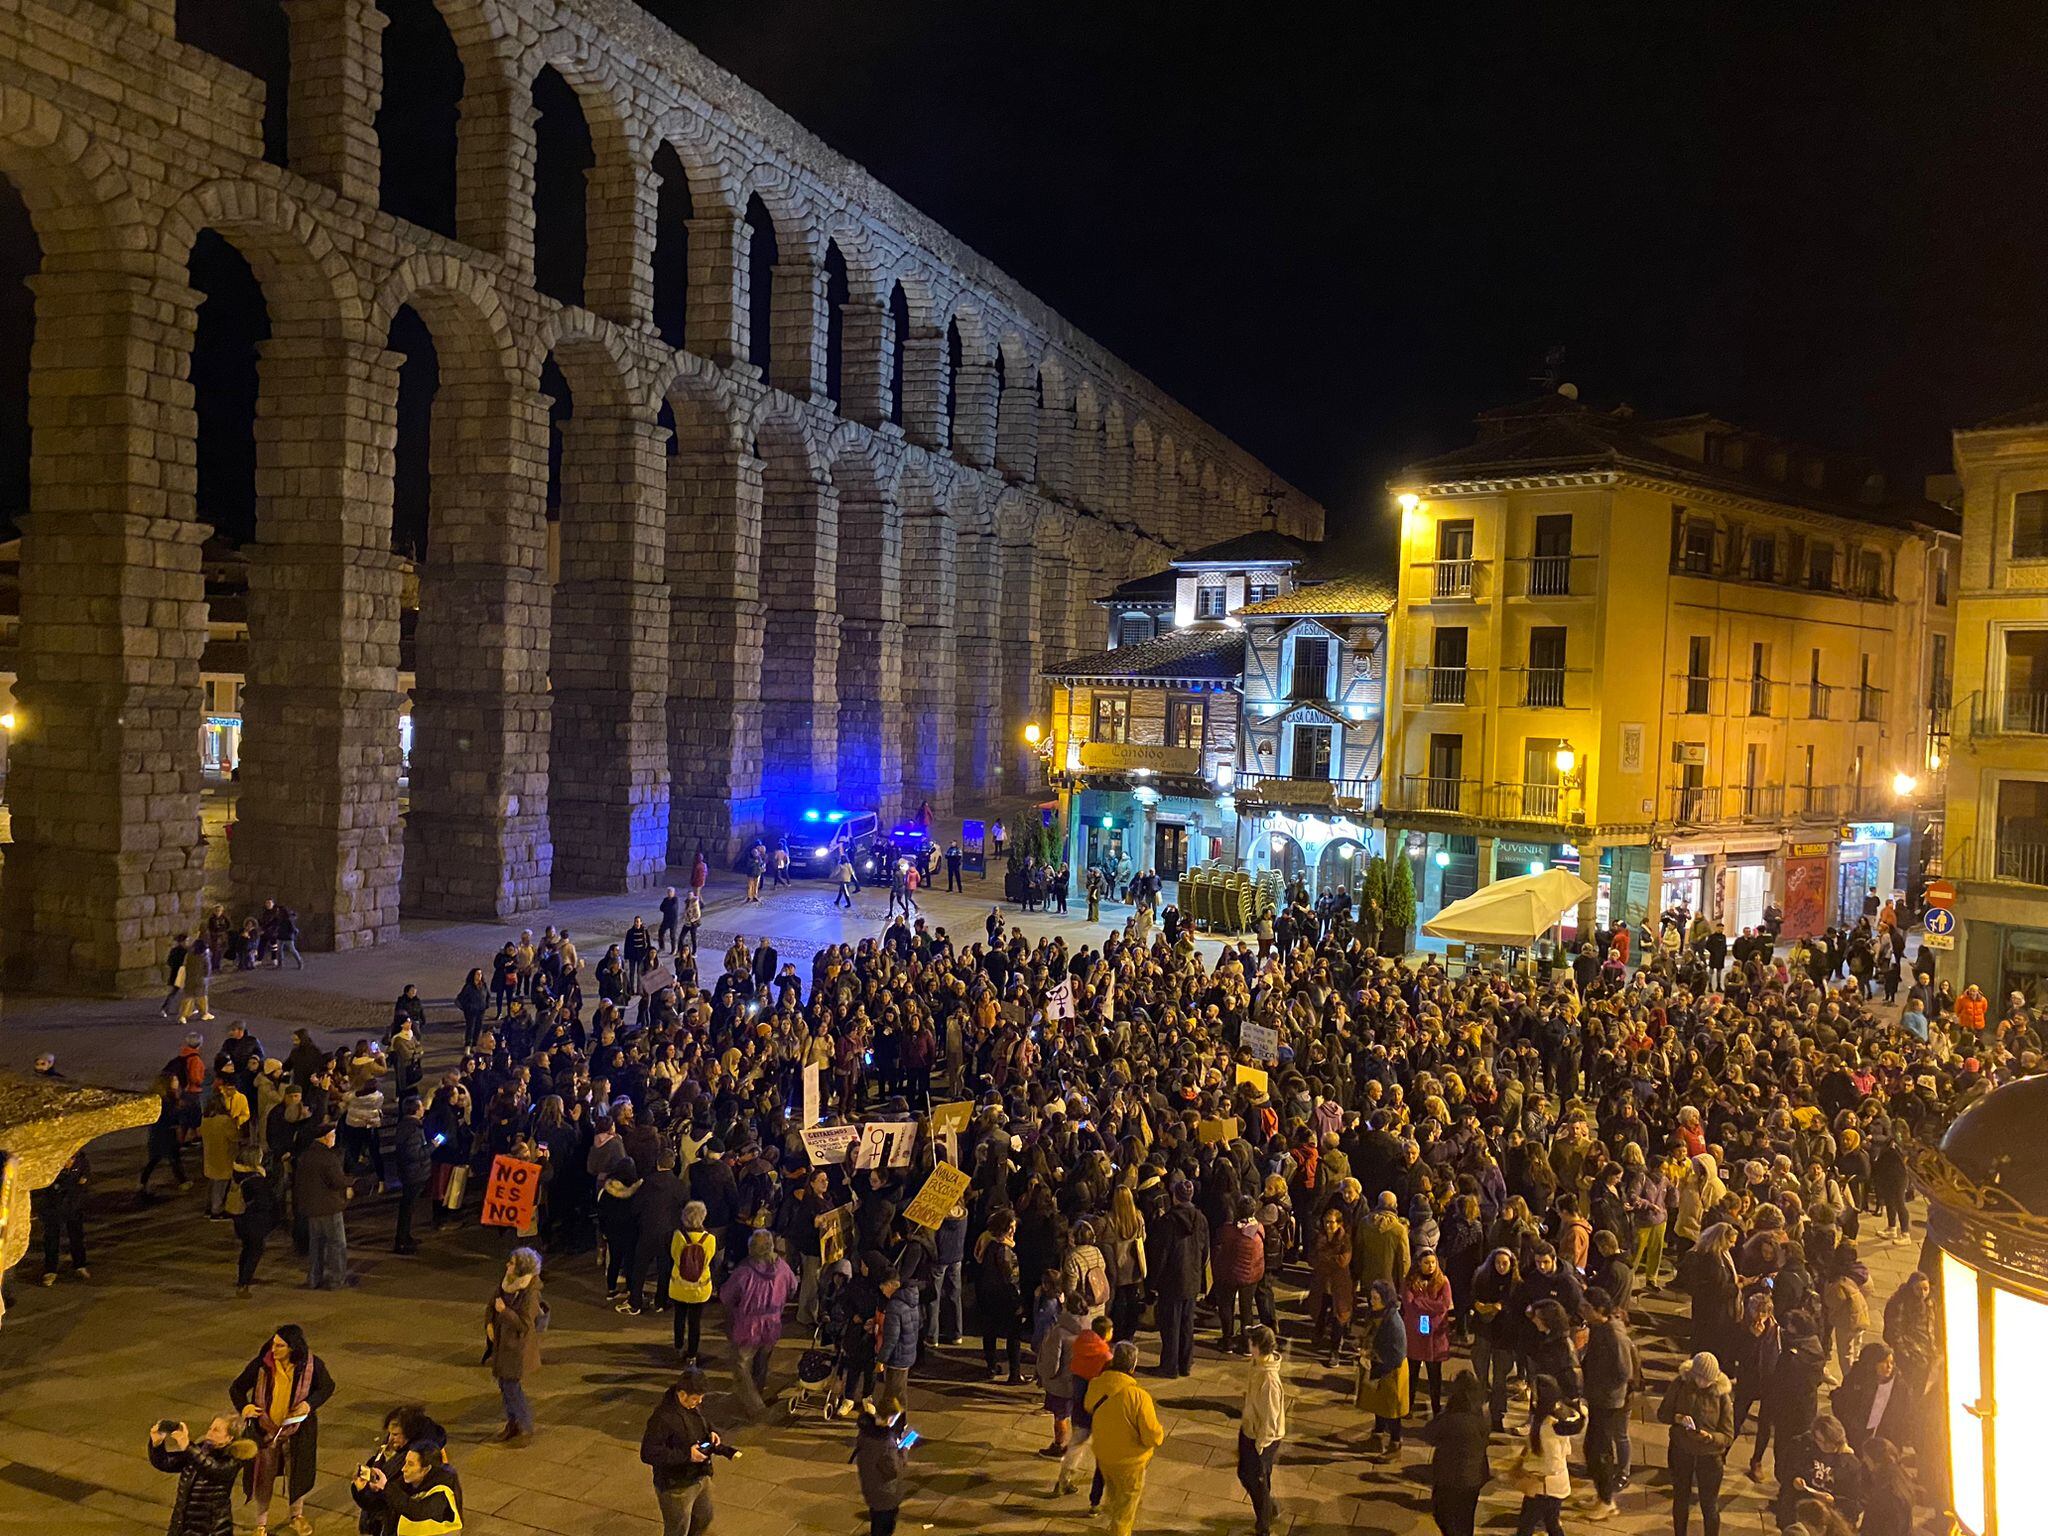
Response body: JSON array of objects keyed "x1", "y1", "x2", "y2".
[{"x1": 1422, "y1": 866, "x2": 1594, "y2": 946}]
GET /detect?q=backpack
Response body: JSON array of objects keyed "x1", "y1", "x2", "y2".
[
  {"x1": 677, "y1": 1232, "x2": 710, "y2": 1285},
  {"x1": 1081, "y1": 1256, "x2": 1110, "y2": 1310}
]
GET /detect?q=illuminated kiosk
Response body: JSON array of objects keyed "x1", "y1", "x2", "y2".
[{"x1": 1916, "y1": 1074, "x2": 2048, "y2": 1535}]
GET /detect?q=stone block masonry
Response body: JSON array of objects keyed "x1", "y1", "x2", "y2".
[{"x1": 0, "y1": 0, "x2": 1321, "y2": 993}]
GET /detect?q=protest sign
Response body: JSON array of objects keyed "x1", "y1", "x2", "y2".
[
  {"x1": 480, "y1": 1155, "x2": 543, "y2": 1229},
  {"x1": 902, "y1": 1162, "x2": 973, "y2": 1230},
  {"x1": 815, "y1": 1203, "x2": 855, "y2": 1265},
  {"x1": 1234, "y1": 1063, "x2": 1269, "y2": 1094},
  {"x1": 1240, "y1": 1021, "x2": 1279, "y2": 1061},
  {"x1": 928, "y1": 1100, "x2": 975, "y2": 1136},
  {"x1": 802, "y1": 1062, "x2": 821, "y2": 1127},
  {"x1": 1046, "y1": 979, "x2": 1075, "y2": 1020},
  {"x1": 1197, "y1": 1117, "x2": 1240, "y2": 1145},
  {"x1": 799, "y1": 1125, "x2": 860, "y2": 1167},
  {"x1": 856, "y1": 1120, "x2": 917, "y2": 1170}
]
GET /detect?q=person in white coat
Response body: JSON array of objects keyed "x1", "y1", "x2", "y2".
[
  {"x1": 1511, "y1": 1373, "x2": 1585, "y2": 1536},
  {"x1": 1236, "y1": 1325, "x2": 1288, "y2": 1536}
]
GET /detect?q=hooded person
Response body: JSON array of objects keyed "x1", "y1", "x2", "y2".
[
  {"x1": 1084, "y1": 1341, "x2": 1165, "y2": 1536},
  {"x1": 718, "y1": 1230, "x2": 798, "y2": 1419}
]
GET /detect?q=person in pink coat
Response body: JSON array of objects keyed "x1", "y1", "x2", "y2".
[
  {"x1": 1402, "y1": 1251, "x2": 1454, "y2": 1418},
  {"x1": 718, "y1": 1230, "x2": 797, "y2": 1418}
]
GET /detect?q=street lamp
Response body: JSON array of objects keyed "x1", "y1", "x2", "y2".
[
  {"x1": 1023, "y1": 722, "x2": 1042, "y2": 745},
  {"x1": 1396, "y1": 492, "x2": 1420, "y2": 513},
  {"x1": 1893, "y1": 770, "x2": 1918, "y2": 797},
  {"x1": 1915, "y1": 1076, "x2": 2048, "y2": 1534}
]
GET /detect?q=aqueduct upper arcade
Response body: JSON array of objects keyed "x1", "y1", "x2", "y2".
[{"x1": 0, "y1": 0, "x2": 1321, "y2": 990}]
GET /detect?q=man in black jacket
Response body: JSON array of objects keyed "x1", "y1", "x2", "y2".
[
  {"x1": 1581, "y1": 1285, "x2": 1639, "y2": 1518},
  {"x1": 688, "y1": 1144, "x2": 741, "y2": 1277},
  {"x1": 642, "y1": 1367, "x2": 724, "y2": 1536},
  {"x1": 391, "y1": 1096, "x2": 431, "y2": 1254},
  {"x1": 1151, "y1": 1178, "x2": 1211, "y2": 1377}
]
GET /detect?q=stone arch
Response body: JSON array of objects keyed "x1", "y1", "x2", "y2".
[
  {"x1": 943, "y1": 299, "x2": 996, "y2": 468},
  {"x1": 0, "y1": 85, "x2": 147, "y2": 257},
  {"x1": 373, "y1": 250, "x2": 552, "y2": 920},
  {"x1": 753, "y1": 404, "x2": 837, "y2": 799},
  {"x1": 829, "y1": 433, "x2": 902, "y2": 814},
  {"x1": 646, "y1": 108, "x2": 746, "y2": 215},
  {"x1": 156, "y1": 178, "x2": 365, "y2": 333},
  {"x1": 1101, "y1": 397, "x2": 1130, "y2": 520},
  {"x1": 1071, "y1": 376, "x2": 1104, "y2": 512},
  {"x1": 894, "y1": 456, "x2": 955, "y2": 809},
  {"x1": 1035, "y1": 356, "x2": 1074, "y2": 502},
  {"x1": 1129, "y1": 416, "x2": 1160, "y2": 538},
  {"x1": 994, "y1": 331, "x2": 1037, "y2": 481},
  {"x1": 518, "y1": 34, "x2": 642, "y2": 319},
  {"x1": 821, "y1": 219, "x2": 887, "y2": 423}
]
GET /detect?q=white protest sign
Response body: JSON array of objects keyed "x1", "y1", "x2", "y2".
[
  {"x1": 802, "y1": 1062, "x2": 821, "y2": 1127},
  {"x1": 1241, "y1": 1020, "x2": 1280, "y2": 1062},
  {"x1": 1047, "y1": 979, "x2": 1075, "y2": 1020},
  {"x1": 855, "y1": 1121, "x2": 918, "y2": 1170},
  {"x1": 800, "y1": 1125, "x2": 860, "y2": 1167}
]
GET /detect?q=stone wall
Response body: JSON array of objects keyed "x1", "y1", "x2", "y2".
[{"x1": 0, "y1": 0, "x2": 1322, "y2": 992}]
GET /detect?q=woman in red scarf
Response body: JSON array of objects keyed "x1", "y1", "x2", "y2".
[{"x1": 229, "y1": 1324, "x2": 334, "y2": 1536}]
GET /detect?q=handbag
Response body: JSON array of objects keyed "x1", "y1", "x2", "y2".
[{"x1": 443, "y1": 1164, "x2": 469, "y2": 1212}]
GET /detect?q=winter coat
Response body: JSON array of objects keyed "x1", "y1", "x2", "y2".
[
  {"x1": 382, "y1": 1466, "x2": 463, "y2": 1535},
  {"x1": 1661, "y1": 1374, "x2": 1735, "y2": 1459},
  {"x1": 1151, "y1": 1202, "x2": 1211, "y2": 1302},
  {"x1": 852, "y1": 1420, "x2": 909, "y2": 1512},
  {"x1": 975, "y1": 1233, "x2": 1024, "y2": 1328},
  {"x1": 295, "y1": 1140, "x2": 351, "y2": 1219},
  {"x1": 151, "y1": 1436, "x2": 254, "y2": 1536},
  {"x1": 1402, "y1": 1275, "x2": 1452, "y2": 1362},
  {"x1": 229, "y1": 1350, "x2": 335, "y2": 1505},
  {"x1": 1424, "y1": 1405, "x2": 1490, "y2": 1492},
  {"x1": 485, "y1": 1278, "x2": 544, "y2": 1381},
  {"x1": 1084, "y1": 1368, "x2": 1165, "y2": 1475},
  {"x1": 1036, "y1": 1307, "x2": 1088, "y2": 1399},
  {"x1": 1353, "y1": 1212, "x2": 1410, "y2": 1291},
  {"x1": 392, "y1": 1117, "x2": 432, "y2": 1187},
  {"x1": 878, "y1": 1285, "x2": 921, "y2": 1370},
  {"x1": 669, "y1": 1229, "x2": 717, "y2": 1305},
  {"x1": 641, "y1": 1393, "x2": 717, "y2": 1492},
  {"x1": 1216, "y1": 1218, "x2": 1268, "y2": 1287},
  {"x1": 199, "y1": 1113, "x2": 241, "y2": 1182},
  {"x1": 719, "y1": 1255, "x2": 798, "y2": 1350},
  {"x1": 1354, "y1": 1305, "x2": 1409, "y2": 1418},
  {"x1": 1307, "y1": 1222, "x2": 1355, "y2": 1327}
]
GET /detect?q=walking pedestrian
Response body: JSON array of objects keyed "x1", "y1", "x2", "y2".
[
  {"x1": 1084, "y1": 1340, "x2": 1164, "y2": 1536},
  {"x1": 1423, "y1": 1371, "x2": 1490, "y2": 1536},
  {"x1": 669, "y1": 1202, "x2": 717, "y2": 1361},
  {"x1": 1509, "y1": 1374, "x2": 1582, "y2": 1536},
  {"x1": 718, "y1": 1230, "x2": 797, "y2": 1418},
  {"x1": 34, "y1": 1149, "x2": 89, "y2": 1285},
  {"x1": 483, "y1": 1247, "x2": 545, "y2": 1443},
  {"x1": 876, "y1": 1266, "x2": 920, "y2": 1417},
  {"x1": 1235, "y1": 1324, "x2": 1287, "y2": 1536},
  {"x1": 852, "y1": 1405, "x2": 912, "y2": 1536},
  {"x1": 1581, "y1": 1285, "x2": 1639, "y2": 1519},
  {"x1": 1152, "y1": 1178, "x2": 1209, "y2": 1377},
  {"x1": 229, "y1": 1154, "x2": 278, "y2": 1299}
]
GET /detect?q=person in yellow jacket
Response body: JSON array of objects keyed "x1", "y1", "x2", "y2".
[
  {"x1": 365, "y1": 1441, "x2": 464, "y2": 1534},
  {"x1": 1082, "y1": 1342, "x2": 1164, "y2": 1536},
  {"x1": 668, "y1": 1201, "x2": 717, "y2": 1362}
]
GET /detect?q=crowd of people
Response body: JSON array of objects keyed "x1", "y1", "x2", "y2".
[{"x1": 101, "y1": 861, "x2": 2042, "y2": 1536}]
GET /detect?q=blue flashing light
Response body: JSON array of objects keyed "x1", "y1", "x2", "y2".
[
  {"x1": 826, "y1": 810, "x2": 846, "y2": 822},
  {"x1": 803, "y1": 809, "x2": 821, "y2": 822}
]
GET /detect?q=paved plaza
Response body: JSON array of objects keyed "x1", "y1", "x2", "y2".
[{"x1": 0, "y1": 864, "x2": 1921, "y2": 1536}]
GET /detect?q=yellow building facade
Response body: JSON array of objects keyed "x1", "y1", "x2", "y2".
[
  {"x1": 1383, "y1": 392, "x2": 1956, "y2": 944},
  {"x1": 1944, "y1": 410, "x2": 2048, "y2": 1006}
]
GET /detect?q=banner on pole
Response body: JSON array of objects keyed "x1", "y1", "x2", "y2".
[
  {"x1": 856, "y1": 1121, "x2": 918, "y2": 1170},
  {"x1": 815, "y1": 1202, "x2": 855, "y2": 1265}
]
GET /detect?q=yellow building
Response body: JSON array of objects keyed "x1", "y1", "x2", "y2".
[
  {"x1": 1382, "y1": 389, "x2": 1957, "y2": 945},
  {"x1": 1944, "y1": 407, "x2": 2048, "y2": 1006}
]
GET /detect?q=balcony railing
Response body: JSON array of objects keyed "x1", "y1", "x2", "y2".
[
  {"x1": 1509, "y1": 553, "x2": 1599, "y2": 599},
  {"x1": 1235, "y1": 771, "x2": 1378, "y2": 810},
  {"x1": 1506, "y1": 665, "x2": 1588, "y2": 709},
  {"x1": 1858, "y1": 685, "x2": 1886, "y2": 723},
  {"x1": 1807, "y1": 681, "x2": 1832, "y2": 720},
  {"x1": 1967, "y1": 688, "x2": 2048, "y2": 736},
  {"x1": 1488, "y1": 781, "x2": 1569, "y2": 821},
  {"x1": 1666, "y1": 784, "x2": 1788, "y2": 826},
  {"x1": 1952, "y1": 835, "x2": 2048, "y2": 888},
  {"x1": 1403, "y1": 665, "x2": 1487, "y2": 708},
  {"x1": 1680, "y1": 673, "x2": 1713, "y2": 715},
  {"x1": 1413, "y1": 557, "x2": 1487, "y2": 601},
  {"x1": 1395, "y1": 774, "x2": 1476, "y2": 813},
  {"x1": 1794, "y1": 783, "x2": 1838, "y2": 819},
  {"x1": 1749, "y1": 677, "x2": 1775, "y2": 717}
]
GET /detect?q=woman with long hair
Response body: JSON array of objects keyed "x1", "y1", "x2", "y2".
[
  {"x1": 1401, "y1": 1251, "x2": 1453, "y2": 1419},
  {"x1": 1680, "y1": 1222, "x2": 1742, "y2": 1360},
  {"x1": 229, "y1": 1323, "x2": 335, "y2": 1536},
  {"x1": 1101, "y1": 1184, "x2": 1148, "y2": 1345},
  {"x1": 1510, "y1": 1373, "x2": 1582, "y2": 1536},
  {"x1": 484, "y1": 1247, "x2": 545, "y2": 1443},
  {"x1": 1306, "y1": 1204, "x2": 1355, "y2": 1367}
]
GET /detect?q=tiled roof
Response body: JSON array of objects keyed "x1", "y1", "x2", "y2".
[
  {"x1": 1235, "y1": 571, "x2": 1397, "y2": 617},
  {"x1": 1042, "y1": 626, "x2": 1244, "y2": 682},
  {"x1": 1099, "y1": 567, "x2": 1176, "y2": 605},
  {"x1": 1169, "y1": 529, "x2": 1317, "y2": 567},
  {"x1": 1401, "y1": 398, "x2": 1957, "y2": 536}
]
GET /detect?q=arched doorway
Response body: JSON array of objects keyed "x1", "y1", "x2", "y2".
[
  {"x1": 1317, "y1": 837, "x2": 1369, "y2": 901},
  {"x1": 1268, "y1": 830, "x2": 1306, "y2": 895}
]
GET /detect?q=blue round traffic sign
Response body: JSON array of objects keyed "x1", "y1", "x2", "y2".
[{"x1": 1924, "y1": 907, "x2": 1956, "y2": 937}]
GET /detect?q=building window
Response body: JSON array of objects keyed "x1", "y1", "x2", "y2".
[
  {"x1": 2001, "y1": 629, "x2": 2048, "y2": 731},
  {"x1": 2016, "y1": 491, "x2": 2048, "y2": 560},
  {"x1": 1750, "y1": 641, "x2": 1773, "y2": 717},
  {"x1": 1430, "y1": 626, "x2": 1469, "y2": 705},
  {"x1": 1434, "y1": 519, "x2": 1475, "y2": 598},
  {"x1": 1164, "y1": 697, "x2": 1205, "y2": 750},
  {"x1": 1859, "y1": 654, "x2": 1882, "y2": 722},
  {"x1": 1196, "y1": 586, "x2": 1227, "y2": 619},
  {"x1": 1746, "y1": 533, "x2": 1777, "y2": 582},
  {"x1": 1525, "y1": 626, "x2": 1566, "y2": 707},
  {"x1": 1530, "y1": 514, "x2": 1573, "y2": 595},
  {"x1": 1685, "y1": 635, "x2": 1711, "y2": 714},
  {"x1": 1116, "y1": 614, "x2": 1152, "y2": 648},
  {"x1": 1857, "y1": 549, "x2": 1886, "y2": 597},
  {"x1": 1247, "y1": 579, "x2": 1279, "y2": 605},
  {"x1": 1292, "y1": 724, "x2": 1334, "y2": 780},
  {"x1": 1931, "y1": 632, "x2": 1951, "y2": 712},
  {"x1": 1091, "y1": 694, "x2": 1129, "y2": 744},
  {"x1": 1290, "y1": 635, "x2": 1332, "y2": 700},
  {"x1": 1807, "y1": 540, "x2": 1835, "y2": 590},
  {"x1": 1809, "y1": 648, "x2": 1829, "y2": 719},
  {"x1": 1426, "y1": 732, "x2": 1463, "y2": 809},
  {"x1": 1680, "y1": 520, "x2": 1715, "y2": 574},
  {"x1": 1996, "y1": 778, "x2": 2048, "y2": 882},
  {"x1": 1935, "y1": 546, "x2": 1951, "y2": 605},
  {"x1": 1521, "y1": 738, "x2": 1563, "y2": 818}
]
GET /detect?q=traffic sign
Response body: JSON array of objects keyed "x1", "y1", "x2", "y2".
[
  {"x1": 1923, "y1": 929, "x2": 1955, "y2": 950},
  {"x1": 1923, "y1": 906, "x2": 1957, "y2": 938},
  {"x1": 1925, "y1": 879, "x2": 1956, "y2": 909}
]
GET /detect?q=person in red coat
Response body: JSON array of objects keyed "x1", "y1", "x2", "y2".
[
  {"x1": 1402, "y1": 1251, "x2": 1454, "y2": 1418},
  {"x1": 1215, "y1": 1197, "x2": 1268, "y2": 1353}
]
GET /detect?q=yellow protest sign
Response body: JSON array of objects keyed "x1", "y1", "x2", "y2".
[
  {"x1": 928, "y1": 1100, "x2": 975, "y2": 1136},
  {"x1": 1197, "y1": 1116, "x2": 1240, "y2": 1145},
  {"x1": 902, "y1": 1162, "x2": 973, "y2": 1230},
  {"x1": 1234, "y1": 1064, "x2": 1269, "y2": 1094}
]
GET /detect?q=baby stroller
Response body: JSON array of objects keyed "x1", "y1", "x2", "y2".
[{"x1": 789, "y1": 1260, "x2": 854, "y2": 1421}]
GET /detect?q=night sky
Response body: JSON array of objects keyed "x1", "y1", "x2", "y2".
[{"x1": 658, "y1": 2, "x2": 2048, "y2": 557}]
